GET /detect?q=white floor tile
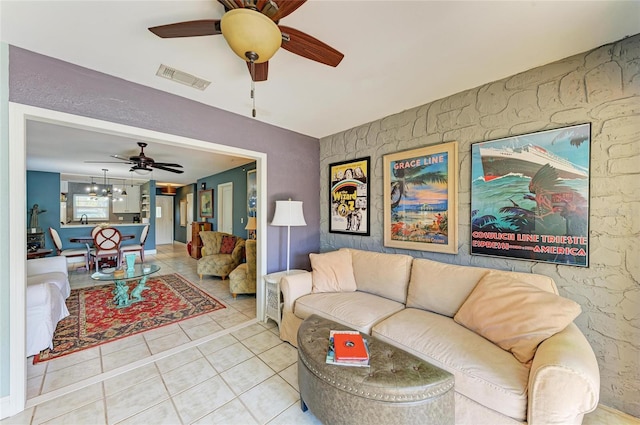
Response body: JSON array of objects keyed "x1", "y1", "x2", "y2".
[
  {"x1": 154, "y1": 346, "x2": 204, "y2": 374},
  {"x1": 205, "y1": 342, "x2": 255, "y2": 373},
  {"x1": 103, "y1": 363, "x2": 160, "y2": 396},
  {"x1": 241, "y1": 330, "x2": 283, "y2": 355},
  {"x1": 105, "y1": 376, "x2": 169, "y2": 425},
  {"x1": 116, "y1": 399, "x2": 182, "y2": 425},
  {"x1": 259, "y1": 343, "x2": 298, "y2": 373},
  {"x1": 32, "y1": 382, "x2": 103, "y2": 424},
  {"x1": 41, "y1": 357, "x2": 102, "y2": 393},
  {"x1": 171, "y1": 376, "x2": 236, "y2": 424},
  {"x1": 39, "y1": 399, "x2": 106, "y2": 425},
  {"x1": 239, "y1": 375, "x2": 299, "y2": 424},
  {"x1": 162, "y1": 357, "x2": 218, "y2": 396},
  {"x1": 193, "y1": 399, "x2": 258, "y2": 425},
  {"x1": 220, "y1": 357, "x2": 275, "y2": 395}
]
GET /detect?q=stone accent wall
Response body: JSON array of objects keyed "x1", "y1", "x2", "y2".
[{"x1": 320, "y1": 34, "x2": 640, "y2": 416}]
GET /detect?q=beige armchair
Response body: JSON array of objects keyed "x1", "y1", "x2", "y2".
[
  {"x1": 229, "y1": 239, "x2": 256, "y2": 298},
  {"x1": 197, "y1": 231, "x2": 245, "y2": 280}
]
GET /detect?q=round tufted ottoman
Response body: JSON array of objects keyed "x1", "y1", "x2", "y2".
[{"x1": 297, "y1": 315, "x2": 454, "y2": 425}]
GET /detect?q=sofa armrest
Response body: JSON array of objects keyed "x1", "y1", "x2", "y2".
[
  {"x1": 231, "y1": 239, "x2": 246, "y2": 263},
  {"x1": 527, "y1": 323, "x2": 600, "y2": 425},
  {"x1": 27, "y1": 256, "x2": 68, "y2": 277},
  {"x1": 280, "y1": 272, "x2": 313, "y2": 313}
]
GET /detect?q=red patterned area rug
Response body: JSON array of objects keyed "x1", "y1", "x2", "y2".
[{"x1": 34, "y1": 273, "x2": 226, "y2": 363}]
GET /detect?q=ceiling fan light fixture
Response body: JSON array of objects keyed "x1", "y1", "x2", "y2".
[
  {"x1": 132, "y1": 166, "x2": 152, "y2": 175},
  {"x1": 220, "y1": 8, "x2": 281, "y2": 64}
]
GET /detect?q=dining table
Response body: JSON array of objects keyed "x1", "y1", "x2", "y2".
[{"x1": 70, "y1": 233, "x2": 135, "y2": 271}]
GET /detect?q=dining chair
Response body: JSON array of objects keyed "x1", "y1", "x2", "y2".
[
  {"x1": 48, "y1": 227, "x2": 92, "y2": 270},
  {"x1": 91, "y1": 227, "x2": 123, "y2": 270},
  {"x1": 120, "y1": 224, "x2": 150, "y2": 263},
  {"x1": 91, "y1": 225, "x2": 102, "y2": 238}
]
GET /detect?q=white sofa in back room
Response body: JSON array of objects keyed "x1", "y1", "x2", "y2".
[
  {"x1": 26, "y1": 256, "x2": 70, "y2": 357},
  {"x1": 280, "y1": 248, "x2": 599, "y2": 425}
]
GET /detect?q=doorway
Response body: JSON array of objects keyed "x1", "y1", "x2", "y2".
[
  {"x1": 155, "y1": 195, "x2": 174, "y2": 244},
  {"x1": 7, "y1": 103, "x2": 268, "y2": 418},
  {"x1": 186, "y1": 192, "x2": 194, "y2": 244},
  {"x1": 217, "y1": 182, "x2": 233, "y2": 234}
]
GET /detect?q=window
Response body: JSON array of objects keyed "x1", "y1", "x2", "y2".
[{"x1": 73, "y1": 194, "x2": 110, "y2": 221}]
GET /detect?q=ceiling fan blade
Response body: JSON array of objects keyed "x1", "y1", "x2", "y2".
[
  {"x1": 148, "y1": 20, "x2": 222, "y2": 38},
  {"x1": 84, "y1": 160, "x2": 133, "y2": 164},
  {"x1": 110, "y1": 155, "x2": 135, "y2": 162},
  {"x1": 271, "y1": 0, "x2": 307, "y2": 21},
  {"x1": 152, "y1": 164, "x2": 184, "y2": 174},
  {"x1": 217, "y1": 0, "x2": 239, "y2": 10},
  {"x1": 279, "y1": 26, "x2": 344, "y2": 67},
  {"x1": 247, "y1": 61, "x2": 269, "y2": 82},
  {"x1": 153, "y1": 162, "x2": 184, "y2": 168}
]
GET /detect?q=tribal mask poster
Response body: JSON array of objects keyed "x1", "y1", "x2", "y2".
[
  {"x1": 329, "y1": 157, "x2": 370, "y2": 235},
  {"x1": 471, "y1": 123, "x2": 590, "y2": 267},
  {"x1": 383, "y1": 142, "x2": 458, "y2": 254}
]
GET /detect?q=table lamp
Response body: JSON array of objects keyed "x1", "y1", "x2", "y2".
[
  {"x1": 245, "y1": 216, "x2": 257, "y2": 240},
  {"x1": 271, "y1": 199, "x2": 306, "y2": 273}
]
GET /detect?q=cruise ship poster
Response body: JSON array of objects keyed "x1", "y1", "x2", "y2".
[{"x1": 470, "y1": 123, "x2": 590, "y2": 267}]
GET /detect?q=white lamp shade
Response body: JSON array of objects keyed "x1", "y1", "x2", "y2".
[{"x1": 271, "y1": 200, "x2": 306, "y2": 227}]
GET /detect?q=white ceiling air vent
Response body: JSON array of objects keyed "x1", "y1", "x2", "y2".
[{"x1": 156, "y1": 64, "x2": 210, "y2": 91}]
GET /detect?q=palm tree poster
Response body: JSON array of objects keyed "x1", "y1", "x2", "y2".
[
  {"x1": 329, "y1": 157, "x2": 370, "y2": 235},
  {"x1": 383, "y1": 142, "x2": 458, "y2": 254},
  {"x1": 470, "y1": 123, "x2": 590, "y2": 267}
]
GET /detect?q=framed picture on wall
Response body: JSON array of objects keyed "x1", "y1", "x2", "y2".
[
  {"x1": 470, "y1": 123, "x2": 591, "y2": 267},
  {"x1": 329, "y1": 157, "x2": 370, "y2": 235},
  {"x1": 199, "y1": 189, "x2": 213, "y2": 219},
  {"x1": 383, "y1": 142, "x2": 458, "y2": 254}
]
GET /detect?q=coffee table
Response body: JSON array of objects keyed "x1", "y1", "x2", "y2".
[
  {"x1": 91, "y1": 263, "x2": 160, "y2": 308},
  {"x1": 297, "y1": 315, "x2": 454, "y2": 425}
]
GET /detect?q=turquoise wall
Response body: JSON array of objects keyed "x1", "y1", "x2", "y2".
[
  {"x1": 196, "y1": 162, "x2": 257, "y2": 239},
  {"x1": 26, "y1": 171, "x2": 60, "y2": 249}
]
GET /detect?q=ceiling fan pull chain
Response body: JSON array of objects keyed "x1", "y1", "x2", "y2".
[{"x1": 250, "y1": 61, "x2": 257, "y2": 118}]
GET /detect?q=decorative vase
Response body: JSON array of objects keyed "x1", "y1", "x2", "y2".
[{"x1": 126, "y1": 254, "x2": 136, "y2": 271}]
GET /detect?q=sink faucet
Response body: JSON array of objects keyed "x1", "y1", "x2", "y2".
[{"x1": 80, "y1": 214, "x2": 88, "y2": 224}]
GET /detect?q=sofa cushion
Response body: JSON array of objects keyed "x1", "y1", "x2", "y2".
[
  {"x1": 407, "y1": 258, "x2": 489, "y2": 317},
  {"x1": 310, "y1": 250, "x2": 357, "y2": 293},
  {"x1": 220, "y1": 235, "x2": 236, "y2": 254},
  {"x1": 454, "y1": 271, "x2": 581, "y2": 364},
  {"x1": 294, "y1": 291, "x2": 404, "y2": 335},
  {"x1": 341, "y1": 248, "x2": 413, "y2": 303},
  {"x1": 372, "y1": 308, "x2": 530, "y2": 421}
]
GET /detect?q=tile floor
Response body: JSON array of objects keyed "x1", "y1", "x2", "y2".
[
  {"x1": 3, "y1": 244, "x2": 635, "y2": 424},
  {"x1": 3, "y1": 243, "x2": 321, "y2": 425}
]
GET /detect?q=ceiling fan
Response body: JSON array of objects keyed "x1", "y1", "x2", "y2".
[
  {"x1": 148, "y1": 0, "x2": 344, "y2": 83},
  {"x1": 86, "y1": 142, "x2": 184, "y2": 174}
]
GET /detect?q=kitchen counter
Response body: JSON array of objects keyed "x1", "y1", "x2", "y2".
[{"x1": 61, "y1": 223, "x2": 147, "y2": 228}]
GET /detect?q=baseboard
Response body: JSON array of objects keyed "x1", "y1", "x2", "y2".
[{"x1": 596, "y1": 404, "x2": 640, "y2": 423}]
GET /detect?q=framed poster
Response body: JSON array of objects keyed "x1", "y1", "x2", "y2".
[
  {"x1": 247, "y1": 169, "x2": 257, "y2": 218},
  {"x1": 383, "y1": 142, "x2": 458, "y2": 253},
  {"x1": 199, "y1": 189, "x2": 213, "y2": 218},
  {"x1": 329, "y1": 157, "x2": 370, "y2": 235},
  {"x1": 470, "y1": 123, "x2": 590, "y2": 267}
]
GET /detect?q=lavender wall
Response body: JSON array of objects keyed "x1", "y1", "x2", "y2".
[{"x1": 8, "y1": 46, "x2": 320, "y2": 272}]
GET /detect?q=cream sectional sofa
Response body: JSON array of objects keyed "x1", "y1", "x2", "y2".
[
  {"x1": 280, "y1": 248, "x2": 599, "y2": 425},
  {"x1": 26, "y1": 256, "x2": 70, "y2": 357}
]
